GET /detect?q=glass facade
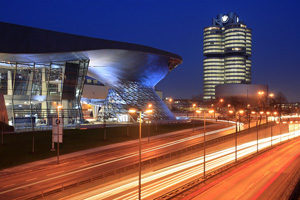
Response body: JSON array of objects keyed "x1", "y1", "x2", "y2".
[
  {"x1": 98, "y1": 81, "x2": 175, "y2": 122},
  {"x1": 0, "y1": 60, "x2": 89, "y2": 131},
  {"x1": 203, "y1": 12, "x2": 252, "y2": 100}
]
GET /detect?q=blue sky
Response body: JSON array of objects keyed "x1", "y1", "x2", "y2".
[{"x1": 1, "y1": 0, "x2": 299, "y2": 101}]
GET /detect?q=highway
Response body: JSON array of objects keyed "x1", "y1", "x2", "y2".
[
  {"x1": 0, "y1": 122, "x2": 234, "y2": 199},
  {"x1": 45, "y1": 123, "x2": 299, "y2": 200},
  {"x1": 183, "y1": 135, "x2": 300, "y2": 200}
]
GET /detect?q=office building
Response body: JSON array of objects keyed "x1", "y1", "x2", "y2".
[{"x1": 203, "y1": 12, "x2": 252, "y2": 100}]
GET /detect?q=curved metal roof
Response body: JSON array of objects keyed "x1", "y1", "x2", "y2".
[
  {"x1": 0, "y1": 22, "x2": 182, "y2": 87},
  {"x1": 0, "y1": 21, "x2": 182, "y2": 62}
]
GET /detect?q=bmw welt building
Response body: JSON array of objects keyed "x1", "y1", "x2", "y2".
[{"x1": 0, "y1": 22, "x2": 182, "y2": 131}]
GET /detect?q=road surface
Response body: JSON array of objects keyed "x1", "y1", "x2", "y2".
[
  {"x1": 44, "y1": 124, "x2": 298, "y2": 200},
  {"x1": 0, "y1": 122, "x2": 232, "y2": 199},
  {"x1": 183, "y1": 136, "x2": 300, "y2": 200}
]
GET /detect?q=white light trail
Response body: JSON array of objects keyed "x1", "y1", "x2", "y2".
[{"x1": 82, "y1": 129, "x2": 300, "y2": 200}]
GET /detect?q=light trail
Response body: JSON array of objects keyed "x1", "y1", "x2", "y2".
[
  {"x1": 0, "y1": 125, "x2": 234, "y2": 196},
  {"x1": 77, "y1": 129, "x2": 300, "y2": 200}
]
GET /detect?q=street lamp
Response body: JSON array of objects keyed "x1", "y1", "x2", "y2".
[
  {"x1": 128, "y1": 106, "x2": 153, "y2": 200},
  {"x1": 209, "y1": 109, "x2": 215, "y2": 120},
  {"x1": 192, "y1": 104, "x2": 197, "y2": 131},
  {"x1": 259, "y1": 111, "x2": 264, "y2": 125},
  {"x1": 235, "y1": 110, "x2": 244, "y2": 162},
  {"x1": 257, "y1": 91, "x2": 264, "y2": 96},
  {"x1": 56, "y1": 105, "x2": 63, "y2": 164},
  {"x1": 270, "y1": 111, "x2": 278, "y2": 147},
  {"x1": 256, "y1": 111, "x2": 264, "y2": 153},
  {"x1": 266, "y1": 111, "x2": 271, "y2": 123},
  {"x1": 257, "y1": 91, "x2": 265, "y2": 114},
  {"x1": 197, "y1": 109, "x2": 209, "y2": 179}
]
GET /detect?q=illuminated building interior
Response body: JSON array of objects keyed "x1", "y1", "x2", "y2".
[{"x1": 0, "y1": 22, "x2": 182, "y2": 130}]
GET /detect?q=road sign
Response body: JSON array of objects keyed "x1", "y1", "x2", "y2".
[{"x1": 52, "y1": 117, "x2": 63, "y2": 143}]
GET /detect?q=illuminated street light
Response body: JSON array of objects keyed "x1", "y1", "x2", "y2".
[
  {"x1": 168, "y1": 98, "x2": 173, "y2": 103},
  {"x1": 128, "y1": 106, "x2": 154, "y2": 200},
  {"x1": 257, "y1": 91, "x2": 265, "y2": 96},
  {"x1": 147, "y1": 103, "x2": 153, "y2": 108},
  {"x1": 128, "y1": 108, "x2": 137, "y2": 113},
  {"x1": 273, "y1": 111, "x2": 278, "y2": 115},
  {"x1": 259, "y1": 111, "x2": 264, "y2": 115},
  {"x1": 209, "y1": 109, "x2": 214, "y2": 114},
  {"x1": 239, "y1": 110, "x2": 244, "y2": 115},
  {"x1": 227, "y1": 104, "x2": 231, "y2": 108},
  {"x1": 219, "y1": 98, "x2": 224, "y2": 103},
  {"x1": 251, "y1": 111, "x2": 256, "y2": 114},
  {"x1": 196, "y1": 110, "x2": 201, "y2": 114},
  {"x1": 266, "y1": 111, "x2": 271, "y2": 115},
  {"x1": 192, "y1": 103, "x2": 197, "y2": 108},
  {"x1": 145, "y1": 109, "x2": 153, "y2": 114},
  {"x1": 247, "y1": 104, "x2": 251, "y2": 108},
  {"x1": 228, "y1": 110, "x2": 234, "y2": 114},
  {"x1": 56, "y1": 104, "x2": 63, "y2": 164},
  {"x1": 269, "y1": 93, "x2": 275, "y2": 98}
]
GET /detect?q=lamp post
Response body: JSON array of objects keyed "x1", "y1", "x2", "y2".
[
  {"x1": 257, "y1": 111, "x2": 264, "y2": 153},
  {"x1": 251, "y1": 111, "x2": 256, "y2": 128},
  {"x1": 192, "y1": 103, "x2": 197, "y2": 132},
  {"x1": 56, "y1": 105, "x2": 62, "y2": 164},
  {"x1": 227, "y1": 104, "x2": 232, "y2": 123},
  {"x1": 247, "y1": 104, "x2": 251, "y2": 129},
  {"x1": 217, "y1": 98, "x2": 224, "y2": 121},
  {"x1": 196, "y1": 109, "x2": 213, "y2": 179},
  {"x1": 235, "y1": 110, "x2": 244, "y2": 162},
  {"x1": 257, "y1": 90, "x2": 265, "y2": 120},
  {"x1": 269, "y1": 93, "x2": 275, "y2": 110},
  {"x1": 128, "y1": 106, "x2": 153, "y2": 200},
  {"x1": 147, "y1": 103, "x2": 153, "y2": 143}
]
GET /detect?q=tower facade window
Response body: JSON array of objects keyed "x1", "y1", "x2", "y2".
[{"x1": 203, "y1": 12, "x2": 252, "y2": 100}]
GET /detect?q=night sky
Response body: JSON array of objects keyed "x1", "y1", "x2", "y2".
[{"x1": 0, "y1": 0, "x2": 299, "y2": 101}]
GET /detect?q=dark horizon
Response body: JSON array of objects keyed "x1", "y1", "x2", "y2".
[{"x1": 0, "y1": 0, "x2": 299, "y2": 102}]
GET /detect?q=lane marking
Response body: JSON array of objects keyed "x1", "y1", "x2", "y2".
[
  {"x1": 182, "y1": 138, "x2": 300, "y2": 200},
  {"x1": 25, "y1": 178, "x2": 37, "y2": 182},
  {"x1": 3, "y1": 183, "x2": 15, "y2": 188},
  {"x1": 250, "y1": 153, "x2": 300, "y2": 200},
  {"x1": 46, "y1": 171, "x2": 65, "y2": 177}
]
